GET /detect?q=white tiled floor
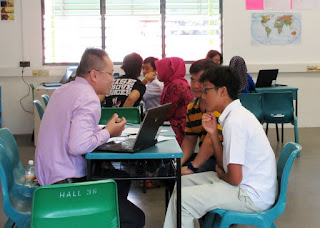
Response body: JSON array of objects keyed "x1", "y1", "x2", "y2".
[{"x1": 1, "y1": 127, "x2": 319, "y2": 227}]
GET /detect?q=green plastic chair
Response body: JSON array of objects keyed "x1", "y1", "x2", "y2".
[
  {"x1": 33, "y1": 100, "x2": 44, "y2": 120},
  {"x1": 203, "y1": 142, "x2": 302, "y2": 228},
  {"x1": 31, "y1": 179, "x2": 119, "y2": 228},
  {"x1": 263, "y1": 92, "x2": 299, "y2": 150},
  {"x1": 238, "y1": 93, "x2": 264, "y2": 123},
  {"x1": 0, "y1": 144, "x2": 32, "y2": 228},
  {"x1": 99, "y1": 107, "x2": 141, "y2": 125},
  {"x1": 0, "y1": 128, "x2": 36, "y2": 197},
  {"x1": 41, "y1": 94, "x2": 50, "y2": 107}
]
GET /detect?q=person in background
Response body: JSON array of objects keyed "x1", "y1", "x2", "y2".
[
  {"x1": 163, "y1": 66, "x2": 277, "y2": 228},
  {"x1": 105, "y1": 52, "x2": 146, "y2": 107},
  {"x1": 206, "y1": 50, "x2": 223, "y2": 65},
  {"x1": 141, "y1": 57, "x2": 164, "y2": 110},
  {"x1": 155, "y1": 57, "x2": 193, "y2": 146},
  {"x1": 181, "y1": 59, "x2": 222, "y2": 175},
  {"x1": 35, "y1": 48, "x2": 145, "y2": 228},
  {"x1": 229, "y1": 55, "x2": 255, "y2": 93}
]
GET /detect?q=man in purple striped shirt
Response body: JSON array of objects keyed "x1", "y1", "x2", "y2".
[{"x1": 35, "y1": 48, "x2": 145, "y2": 228}]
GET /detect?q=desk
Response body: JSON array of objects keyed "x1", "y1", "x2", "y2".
[
  {"x1": 86, "y1": 138, "x2": 182, "y2": 228},
  {"x1": 255, "y1": 86, "x2": 298, "y2": 116}
]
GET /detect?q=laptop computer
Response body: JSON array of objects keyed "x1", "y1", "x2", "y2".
[
  {"x1": 96, "y1": 103, "x2": 172, "y2": 153},
  {"x1": 256, "y1": 69, "x2": 280, "y2": 88},
  {"x1": 42, "y1": 66, "x2": 77, "y2": 87}
]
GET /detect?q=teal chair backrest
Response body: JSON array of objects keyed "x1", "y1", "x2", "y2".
[
  {"x1": 41, "y1": 94, "x2": 50, "y2": 107},
  {"x1": 238, "y1": 93, "x2": 264, "y2": 123},
  {"x1": 262, "y1": 92, "x2": 294, "y2": 123},
  {"x1": 0, "y1": 128, "x2": 36, "y2": 198},
  {"x1": 33, "y1": 100, "x2": 44, "y2": 120},
  {"x1": 0, "y1": 144, "x2": 32, "y2": 228},
  {"x1": 0, "y1": 128, "x2": 25, "y2": 185},
  {"x1": 100, "y1": 107, "x2": 141, "y2": 124},
  {"x1": 31, "y1": 179, "x2": 120, "y2": 228}
]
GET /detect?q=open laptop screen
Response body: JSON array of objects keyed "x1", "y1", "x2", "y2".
[{"x1": 256, "y1": 69, "x2": 279, "y2": 88}]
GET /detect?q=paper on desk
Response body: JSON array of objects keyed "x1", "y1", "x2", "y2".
[
  {"x1": 157, "y1": 136, "x2": 175, "y2": 142},
  {"x1": 122, "y1": 128, "x2": 139, "y2": 135}
]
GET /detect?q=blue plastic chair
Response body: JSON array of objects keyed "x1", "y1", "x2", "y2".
[
  {"x1": 0, "y1": 144, "x2": 32, "y2": 228},
  {"x1": 0, "y1": 128, "x2": 36, "y2": 197},
  {"x1": 203, "y1": 142, "x2": 302, "y2": 228},
  {"x1": 41, "y1": 94, "x2": 50, "y2": 107},
  {"x1": 263, "y1": 92, "x2": 299, "y2": 150},
  {"x1": 33, "y1": 100, "x2": 44, "y2": 120},
  {"x1": 238, "y1": 93, "x2": 264, "y2": 123}
]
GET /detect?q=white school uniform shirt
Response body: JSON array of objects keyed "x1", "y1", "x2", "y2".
[{"x1": 219, "y1": 99, "x2": 278, "y2": 210}]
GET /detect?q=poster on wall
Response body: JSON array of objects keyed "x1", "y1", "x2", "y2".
[
  {"x1": 1, "y1": 0, "x2": 14, "y2": 21},
  {"x1": 246, "y1": 0, "x2": 317, "y2": 10},
  {"x1": 251, "y1": 13, "x2": 301, "y2": 45}
]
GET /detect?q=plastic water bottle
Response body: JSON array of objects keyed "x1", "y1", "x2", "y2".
[{"x1": 25, "y1": 160, "x2": 35, "y2": 187}]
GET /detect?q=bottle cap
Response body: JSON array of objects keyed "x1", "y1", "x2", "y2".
[{"x1": 28, "y1": 160, "x2": 34, "y2": 166}]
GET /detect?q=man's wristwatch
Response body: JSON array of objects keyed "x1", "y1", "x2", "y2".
[{"x1": 187, "y1": 162, "x2": 198, "y2": 172}]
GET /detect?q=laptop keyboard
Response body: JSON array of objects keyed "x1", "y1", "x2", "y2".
[
  {"x1": 96, "y1": 138, "x2": 136, "y2": 151},
  {"x1": 110, "y1": 138, "x2": 136, "y2": 150}
]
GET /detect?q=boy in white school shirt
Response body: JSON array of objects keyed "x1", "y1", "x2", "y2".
[{"x1": 163, "y1": 66, "x2": 277, "y2": 228}]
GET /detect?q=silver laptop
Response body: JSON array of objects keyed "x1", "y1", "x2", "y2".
[
  {"x1": 42, "y1": 66, "x2": 77, "y2": 87},
  {"x1": 96, "y1": 103, "x2": 172, "y2": 153}
]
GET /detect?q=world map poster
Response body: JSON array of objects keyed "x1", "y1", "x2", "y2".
[{"x1": 251, "y1": 13, "x2": 301, "y2": 45}]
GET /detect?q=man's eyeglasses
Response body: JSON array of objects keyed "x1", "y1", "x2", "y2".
[
  {"x1": 202, "y1": 86, "x2": 220, "y2": 94},
  {"x1": 89, "y1": 70, "x2": 113, "y2": 76}
]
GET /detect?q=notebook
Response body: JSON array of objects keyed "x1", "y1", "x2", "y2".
[
  {"x1": 255, "y1": 69, "x2": 281, "y2": 88},
  {"x1": 42, "y1": 66, "x2": 77, "y2": 87},
  {"x1": 96, "y1": 103, "x2": 172, "y2": 153}
]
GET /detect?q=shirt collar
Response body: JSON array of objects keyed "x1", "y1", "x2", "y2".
[
  {"x1": 218, "y1": 99, "x2": 241, "y2": 127},
  {"x1": 75, "y1": 76, "x2": 90, "y2": 85}
]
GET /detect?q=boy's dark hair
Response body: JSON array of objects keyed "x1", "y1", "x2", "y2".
[
  {"x1": 200, "y1": 66, "x2": 240, "y2": 100},
  {"x1": 121, "y1": 52, "x2": 143, "y2": 77},
  {"x1": 189, "y1": 59, "x2": 218, "y2": 75},
  {"x1": 76, "y1": 48, "x2": 109, "y2": 77},
  {"x1": 143, "y1": 57, "x2": 158, "y2": 70}
]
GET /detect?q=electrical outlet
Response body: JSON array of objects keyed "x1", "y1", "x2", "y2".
[
  {"x1": 32, "y1": 70, "x2": 49, "y2": 76},
  {"x1": 39, "y1": 70, "x2": 49, "y2": 76},
  {"x1": 20, "y1": 61, "x2": 30, "y2": 67},
  {"x1": 32, "y1": 70, "x2": 40, "y2": 76}
]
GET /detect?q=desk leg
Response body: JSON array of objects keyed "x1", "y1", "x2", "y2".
[
  {"x1": 296, "y1": 97, "x2": 298, "y2": 117},
  {"x1": 176, "y1": 158, "x2": 181, "y2": 228},
  {"x1": 87, "y1": 159, "x2": 92, "y2": 180}
]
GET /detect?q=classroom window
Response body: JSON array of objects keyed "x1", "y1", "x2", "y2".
[{"x1": 42, "y1": 0, "x2": 222, "y2": 64}]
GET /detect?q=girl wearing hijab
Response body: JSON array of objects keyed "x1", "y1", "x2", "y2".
[
  {"x1": 229, "y1": 56, "x2": 255, "y2": 93},
  {"x1": 155, "y1": 57, "x2": 193, "y2": 145}
]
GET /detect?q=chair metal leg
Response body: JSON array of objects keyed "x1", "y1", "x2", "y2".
[
  {"x1": 266, "y1": 123, "x2": 269, "y2": 135},
  {"x1": 4, "y1": 218, "x2": 15, "y2": 228},
  {"x1": 281, "y1": 123, "x2": 284, "y2": 143},
  {"x1": 275, "y1": 124, "x2": 279, "y2": 142}
]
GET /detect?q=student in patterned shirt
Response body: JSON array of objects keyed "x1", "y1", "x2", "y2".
[{"x1": 181, "y1": 59, "x2": 222, "y2": 175}]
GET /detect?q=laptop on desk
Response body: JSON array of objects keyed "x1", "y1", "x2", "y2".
[
  {"x1": 96, "y1": 103, "x2": 172, "y2": 153},
  {"x1": 256, "y1": 69, "x2": 282, "y2": 88},
  {"x1": 42, "y1": 66, "x2": 77, "y2": 87}
]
